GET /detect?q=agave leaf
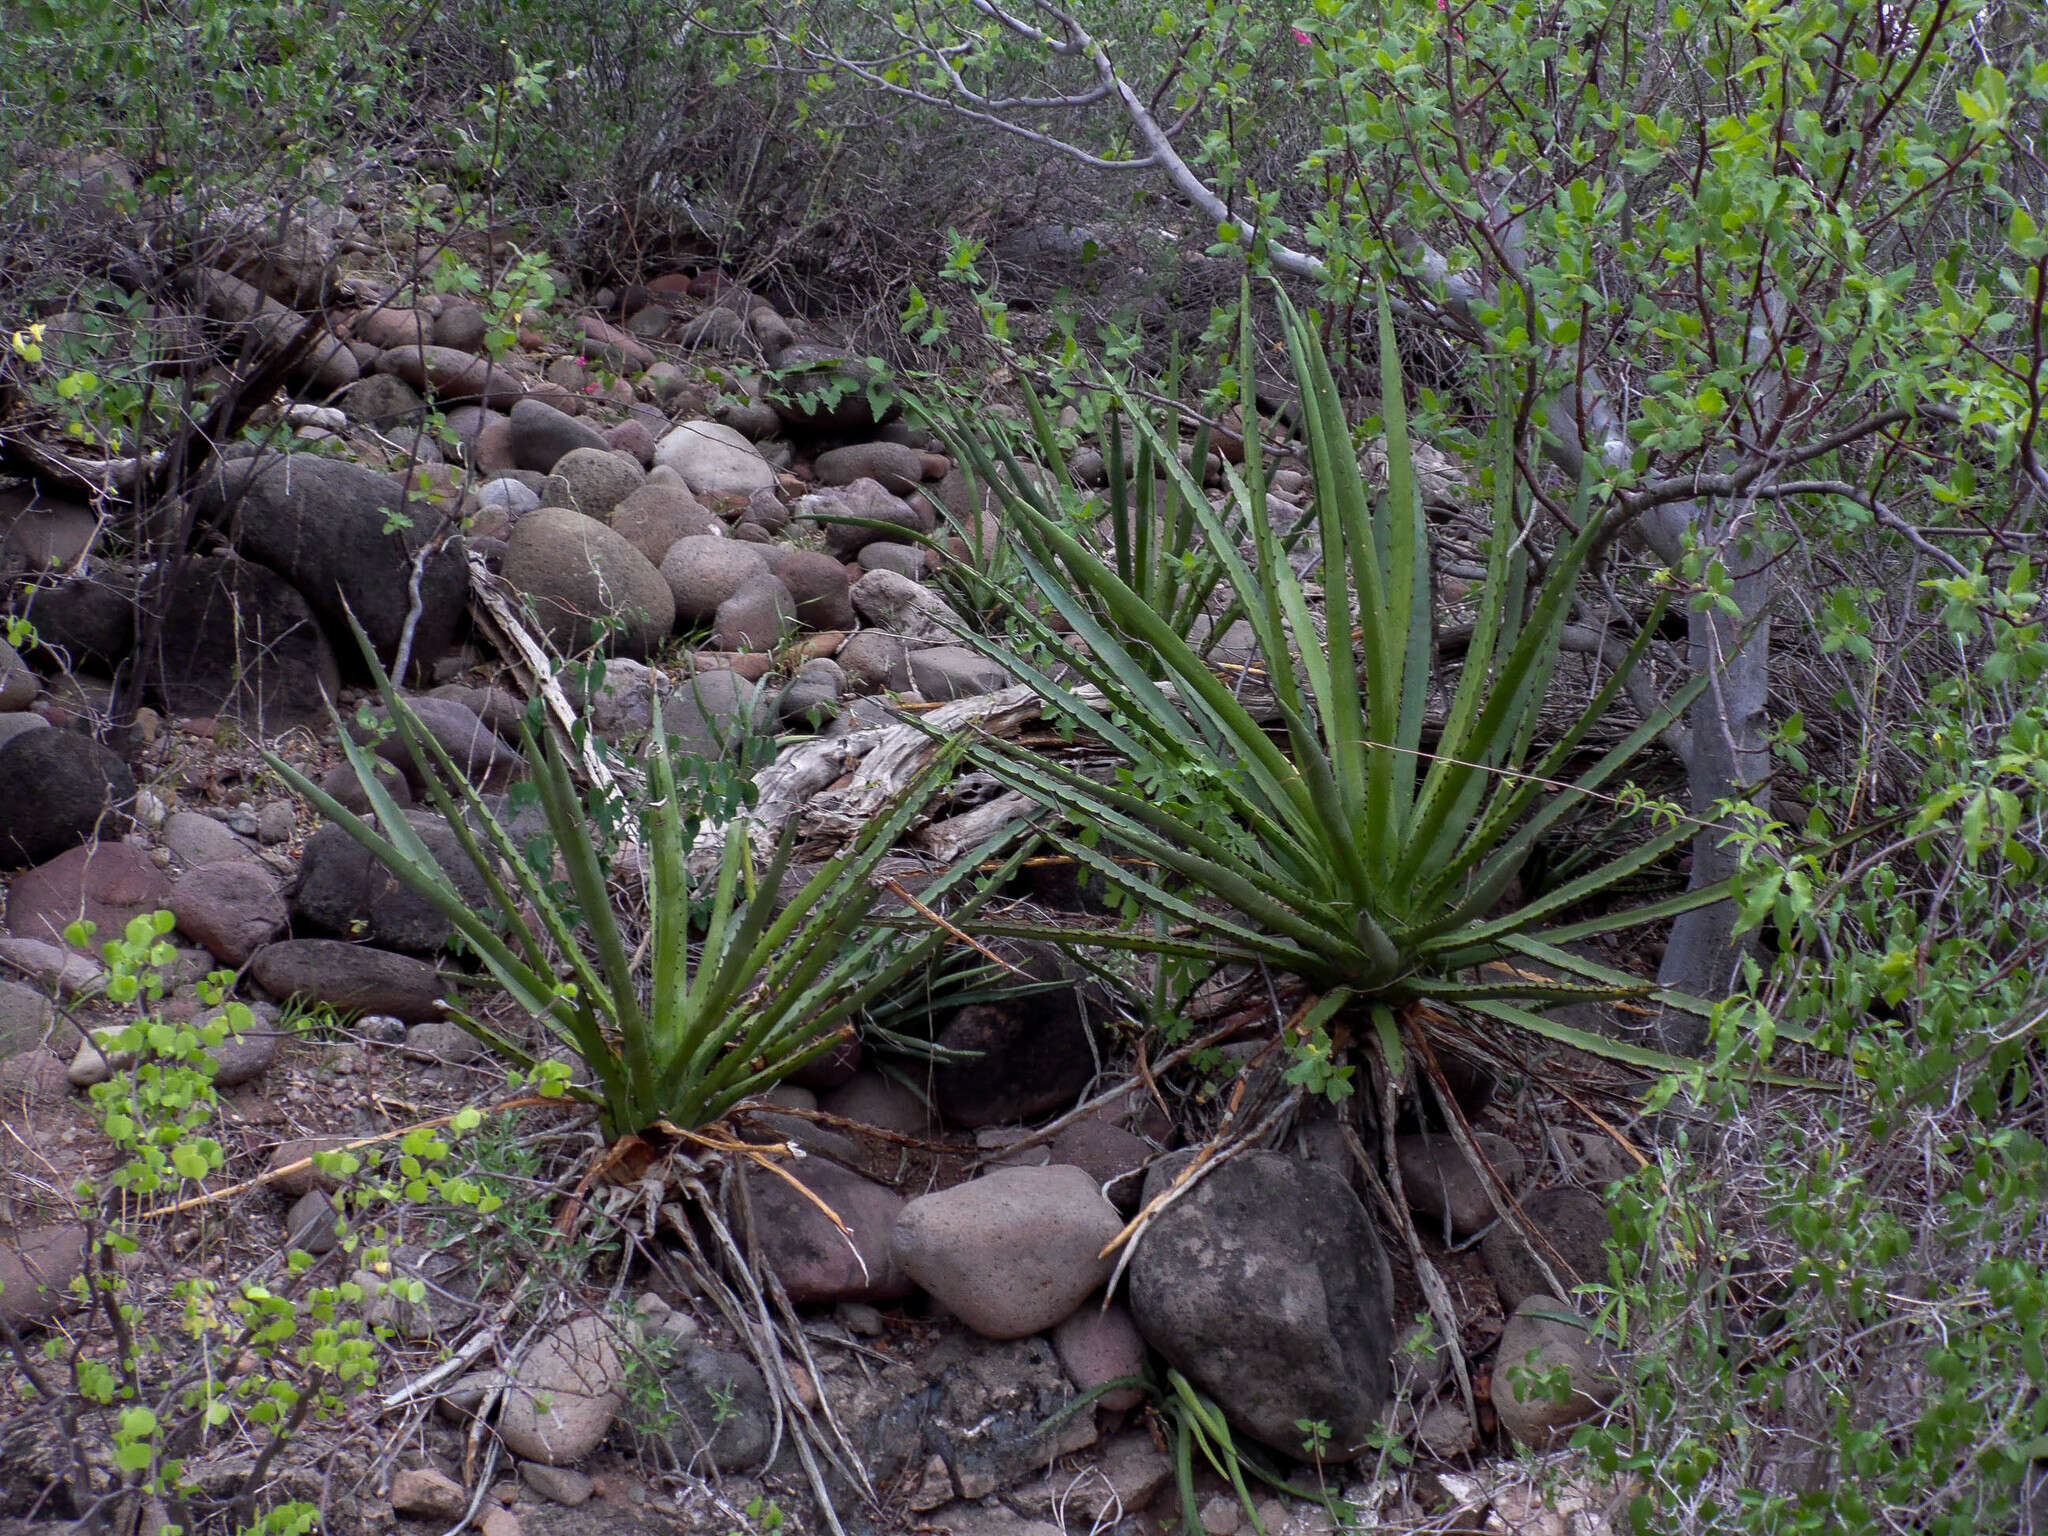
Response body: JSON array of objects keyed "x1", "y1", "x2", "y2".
[
  {"x1": 525, "y1": 715, "x2": 641, "y2": 1039},
  {"x1": 1424, "y1": 816, "x2": 1696, "y2": 957},
  {"x1": 1495, "y1": 934, "x2": 1760, "y2": 1028},
  {"x1": 1026, "y1": 826, "x2": 1331, "y2": 967},
  {"x1": 643, "y1": 699, "x2": 695, "y2": 1098},
  {"x1": 1465, "y1": 998, "x2": 1824, "y2": 1087},
  {"x1": 1417, "y1": 976, "x2": 1651, "y2": 1005},
  {"x1": 264, "y1": 725, "x2": 628, "y2": 1117},
  {"x1": 1374, "y1": 291, "x2": 1434, "y2": 795},
  {"x1": 965, "y1": 745, "x2": 1353, "y2": 946},
  {"x1": 984, "y1": 496, "x2": 1320, "y2": 836},
  {"x1": 1413, "y1": 645, "x2": 1709, "y2": 921},
  {"x1": 1508, "y1": 883, "x2": 1736, "y2": 951},
  {"x1": 1400, "y1": 416, "x2": 1532, "y2": 879},
  {"x1": 1460, "y1": 997, "x2": 1706, "y2": 1072}
]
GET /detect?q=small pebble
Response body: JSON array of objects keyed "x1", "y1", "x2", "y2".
[
  {"x1": 255, "y1": 800, "x2": 296, "y2": 845},
  {"x1": 836, "y1": 1301, "x2": 886, "y2": 1337}
]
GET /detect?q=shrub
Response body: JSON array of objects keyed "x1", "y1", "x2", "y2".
[
  {"x1": 927, "y1": 282, "x2": 1725, "y2": 1086},
  {"x1": 266, "y1": 636, "x2": 1026, "y2": 1138}
]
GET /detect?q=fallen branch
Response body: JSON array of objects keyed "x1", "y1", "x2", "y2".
[
  {"x1": 463, "y1": 548, "x2": 624, "y2": 805},
  {"x1": 692, "y1": 683, "x2": 1048, "y2": 871}
]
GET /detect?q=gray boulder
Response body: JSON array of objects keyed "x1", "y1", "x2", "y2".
[
  {"x1": 815, "y1": 441, "x2": 925, "y2": 495},
  {"x1": 891, "y1": 1165, "x2": 1119, "y2": 1339},
  {"x1": 910, "y1": 645, "x2": 1011, "y2": 701},
  {"x1": 0, "y1": 639, "x2": 32, "y2": 711},
  {"x1": 0, "y1": 979, "x2": 56, "y2": 1057},
  {"x1": 552, "y1": 446, "x2": 644, "y2": 520},
  {"x1": 157, "y1": 554, "x2": 341, "y2": 729},
  {"x1": 774, "y1": 659, "x2": 843, "y2": 729},
  {"x1": 192, "y1": 454, "x2": 468, "y2": 672},
  {"x1": 1483, "y1": 1185, "x2": 1613, "y2": 1310},
  {"x1": 373, "y1": 345, "x2": 528, "y2": 407},
  {"x1": 512, "y1": 393, "x2": 606, "y2": 473},
  {"x1": 8, "y1": 571, "x2": 133, "y2": 672},
  {"x1": 248, "y1": 939, "x2": 446, "y2": 1021},
  {"x1": 849, "y1": 569, "x2": 963, "y2": 642},
  {"x1": 662, "y1": 1344, "x2": 773, "y2": 1473},
  {"x1": 170, "y1": 860, "x2": 287, "y2": 967},
  {"x1": 659, "y1": 669, "x2": 760, "y2": 759},
  {"x1": 0, "y1": 730, "x2": 135, "y2": 869},
  {"x1": 367, "y1": 695, "x2": 523, "y2": 792},
  {"x1": 607, "y1": 483, "x2": 718, "y2": 566},
  {"x1": 337, "y1": 373, "x2": 427, "y2": 427},
  {"x1": 1490, "y1": 1295, "x2": 1621, "y2": 1449},
  {"x1": 1129, "y1": 1150, "x2": 1394, "y2": 1461},
  {"x1": 289, "y1": 813, "x2": 492, "y2": 955},
  {"x1": 5, "y1": 842, "x2": 170, "y2": 949},
  {"x1": 499, "y1": 1315, "x2": 625, "y2": 1466},
  {"x1": 0, "y1": 1224, "x2": 87, "y2": 1329},
  {"x1": 1397, "y1": 1132, "x2": 1523, "y2": 1240},
  {"x1": 748, "y1": 1158, "x2": 913, "y2": 1305},
  {"x1": 502, "y1": 507, "x2": 675, "y2": 657},
  {"x1": 932, "y1": 942, "x2": 1095, "y2": 1127},
  {"x1": 810, "y1": 479, "x2": 932, "y2": 559},
  {"x1": 712, "y1": 576, "x2": 795, "y2": 652},
  {"x1": 764, "y1": 547, "x2": 856, "y2": 631},
  {"x1": 857, "y1": 542, "x2": 927, "y2": 579},
  {"x1": 836, "y1": 632, "x2": 912, "y2": 693},
  {"x1": 767, "y1": 345, "x2": 898, "y2": 432},
  {"x1": 653, "y1": 420, "x2": 777, "y2": 501},
  {"x1": 660, "y1": 536, "x2": 771, "y2": 626}
]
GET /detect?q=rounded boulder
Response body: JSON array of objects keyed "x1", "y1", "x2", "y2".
[
  {"x1": 553, "y1": 446, "x2": 645, "y2": 520},
  {"x1": 607, "y1": 482, "x2": 719, "y2": 566},
  {"x1": 654, "y1": 420, "x2": 777, "y2": 501},
  {"x1": 503, "y1": 507, "x2": 675, "y2": 657},
  {"x1": 499, "y1": 1314, "x2": 625, "y2": 1466},
  {"x1": 660, "y1": 536, "x2": 772, "y2": 627},
  {"x1": 890, "y1": 1164, "x2": 1120, "y2": 1339},
  {"x1": 1490, "y1": 1295, "x2": 1621, "y2": 1449},
  {"x1": 1128, "y1": 1150, "x2": 1394, "y2": 1461},
  {"x1": 5, "y1": 843, "x2": 171, "y2": 949},
  {"x1": 0, "y1": 731, "x2": 135, "y2": 870}
]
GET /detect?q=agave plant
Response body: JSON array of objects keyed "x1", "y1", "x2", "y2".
[
  {"x1": 266, "y1": 636, "x2": 1026, "y2": 1138},
  {"x1": 914, "y1": 380, "x2": 1304, "y2": 673},
  {"x1": 927, "y1": 283, "x2": 1733, "y2": 1074}
]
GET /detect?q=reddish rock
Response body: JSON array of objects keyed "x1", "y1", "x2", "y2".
[
  {"x1": 348, "y1": 307, "x2": 432, "y2": 351},
  {"x1": 891, "y1": 1166, "x2": 1120, "y2": 1339},
  {"x1": 574, "y1": 313, "x2": 654, "y2": 372},
  {"x1": 1054, "y1": 1300, "x2": 1148, "y2": 1410},
  {"x1": 0, "y1": 1224, "x2": 87, "y2": 1328},
  {"x1": 748, "y1": 1159, "x2": 914, "y2": 1305},
  {"x1": 4, "y1": 842, "x2": 171, "y2": 950},
  {"x1": 169, "y1": 860, "x2": 287, "y2": 966},
  {"x1": 374, "y1": 345, "x2": 528, "y2": 407}
]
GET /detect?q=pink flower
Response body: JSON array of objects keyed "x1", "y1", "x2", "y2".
[{"x1": 1292, "y1": 26, "x2": 1312, "y2": 43}]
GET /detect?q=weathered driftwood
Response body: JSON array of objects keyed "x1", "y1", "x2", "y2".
[
  {"x1": 918, "y1": 790, "x2": 1041, "y2": 863},
  {"x1": 465, "y1": 547, "x2": 625, "y2": 806},
  {"x1": 692, "y1": 684, "x2": 1050, "y2": 873}
]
